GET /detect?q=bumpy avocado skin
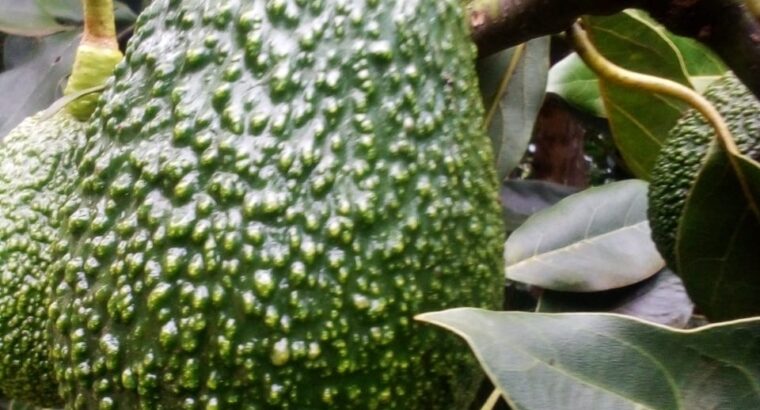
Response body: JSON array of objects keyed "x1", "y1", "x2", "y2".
[
  {"x1": 0, "y1": 111, "x2": 87, "y2": 406},
  {"x1": 649, "y1": 74, "x2": 760, "y2": 269},
  {"x1": 49, "y1": 0, "x2": 504, "y2": 408}
]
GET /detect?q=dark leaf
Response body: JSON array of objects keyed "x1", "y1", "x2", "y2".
[
  {"x1": 0, "y1": 0, "x2": 76, "y2": 36},
  {"x1": 537, "y1": 268, "x2": 694, "y2": 327},
  {"x1": 500, "y1": 179, "x2": 580, "y2": 232},
  {"x1": 478, "y1": 37, "x2": 550, "y2": 180},
  {"x1": 0, "y1": 31, "x2": 80, "y2": 139},
  {"x1": 676, "y1": 144, "x2": 760, "y2": 320}
]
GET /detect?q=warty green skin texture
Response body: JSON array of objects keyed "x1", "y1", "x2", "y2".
[
  {"x1": 49, "y1": 0, "x2": 505, "y2": 408},
  {"x1": 0, "y1": 111, "x2": 87, "y2": 406},
  {"x1": 649, "y1": 74, "x2": 760, "y2": 270}
]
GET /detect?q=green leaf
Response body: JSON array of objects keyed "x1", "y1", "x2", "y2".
[
  {"x1": 417, "y1": 308, "x2": 760, "y2": 410},
  {"x1": 500, "y1": 180, "x2": 580, "y2": 232},
  {"x1": 676, "y1": 144, "x2": 760, "y2": 321},
  {"x1": 113, "y1": 2, "x2": 139, "y2": 22},
  {"x1": 0, "y1": 1, "x2": 135, "y2": 36},
  {"x1": 0, "y1": 31, "x2": 80, "y2": 139},
  {"x1": 0, "y1": 0, "x2": 76, "y2": 36},
  {"x1": 588, "y1": 11, "x2": 692, "y2": 180},
  {"x1": 38, "y1": 0, "x2": 138, "y2": 23},
  {"x1": 548, "y1": 15, "x2": 725, "y2": 119},
  {"x1": 667, "y1": 35, "x2": 726, "y2": 93},
  {"x1": 505, "y1": 180, "x2": 664, "y2": 291},
  {"x1": 478, "y1": 37, "x2": 550, "y2": 181},
  {"x1": 537, "y1": 268, "x2": 693, "y2": 327},
  {"x1": 622, "y1": 10, "x2": 726, "y2": 92},
  {"x1": 37, "y1": 0, "x2": 84, "y2": 23},
  {"x1": 547, "y1": 53, "x2": 605, "y2": 117}
]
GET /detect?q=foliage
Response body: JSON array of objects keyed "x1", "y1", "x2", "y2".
[
  {"x1": 418, "y1": 309, "x2": 760, "y2": 410},
  {"x1": 0, "y1": 0, "x2": 135, "y2": 139},
  {"x1": 677, "y1": 145, "x2": 760, "y2": 320},
  {"x1": 430, "y1": 6, "x2": 758, "y2": 410},
  {"x1": 478, "y1": 37, "x2": 550, "y2": 180}
]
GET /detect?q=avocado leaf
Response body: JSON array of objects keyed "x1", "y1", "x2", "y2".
[
  {"x1": 586, "y1": 11, "x2": 691, "y2": 180},
  {"x1": 477, "y1": 36, "x2": 550, "y2": 181},
  {"x1": 0, "y1": 0, "x2": 76, "y2": 36},
  {"x1": 417, "y1": 308, "x2": 760, "y2": 410},
  {"x1": 547, "y1": 52, "x2": 605, "y2": 117},
  {"x1": 549, "y1": 11, "x2": 725, "y2": 124},
  {"x1": 622, "y1": 10, "x2": 726, "y2": 92},
  {"x1": 537, "y1": 268, "x2": 693, "y2": 327},
  {"x1": 500, "y1": 179, "x2": 580, "y2": 232},
  {"x1": 676, "y1": 144, "x2": 760, "y2": 321},
  {"x1": 505, "y1": 180, "x2": 664, "y2": 291},
  {"x1": 0, "y1": 0, "x2": 136, "y2": 36},
  {"x1": 0, "y1": 31, "x2": 80, "y2": 139},
  {"x1": 667, "y1": 35, "x2": 726, "y2": 92}
]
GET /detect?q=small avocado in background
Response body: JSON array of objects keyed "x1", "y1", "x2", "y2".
[
  {"x1": 48, "y1": 0, "x2": 505, "y2": 408},
  {"x1": 649, "y1": 74, "x2": 760, "y2": 270}
]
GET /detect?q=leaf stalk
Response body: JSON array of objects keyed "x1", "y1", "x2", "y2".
[{"x1": 82, "y1": 0, "x2": 119, "y2": 50}]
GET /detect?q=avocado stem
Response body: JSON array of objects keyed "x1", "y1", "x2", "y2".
[
  {"x1": 569, "y1": 20, "x2": 760, "y2": 219},
  {"x1": 82, "y1": 0, "x2": 119, "y2": 50},
  {"x1": 63, "y1": 0, "x2": 123, "y2": 120}
]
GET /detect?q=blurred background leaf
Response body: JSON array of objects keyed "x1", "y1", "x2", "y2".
[
  {"x1": 537, "y1": 268, "x2": 693, "y2": 328},
  {"x1": 500, "y1": 179, "x2": 580, "y2": 232},
  {"x1": 0, "y1": 0, "x2": 76, "y2": 36},
  {"x1": 0, "y1": 1, "x2": 137, "y2": 138},
  {"x1": 0, "y1": 31, "x2": 80, "y2": 139},
  {"x1": 478, "y1": 37, "x2": 550, "y2": 181}
]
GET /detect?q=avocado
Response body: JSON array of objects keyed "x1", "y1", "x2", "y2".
[
  {"x1": 649, "y1": 74, "x2": 760, "y2": 270},
  {"x1": 0, "y1": 111, "x2": 87, "y2": 406},
  {"x1": 48, "y1": 0, "x2": 504, "y2": 408}
]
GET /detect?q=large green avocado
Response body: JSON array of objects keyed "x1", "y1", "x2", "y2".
[
  {"x1": 649, "y1": 74, "x2": 760, "y2": 270},
  {"x1": 0, "y1": 111, "x2": 87, "y2": 406},
  {"x1": 48, "y1": 0, "x2": 504, "y2": 408}
]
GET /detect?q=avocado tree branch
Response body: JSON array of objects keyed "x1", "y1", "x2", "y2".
[
  {"x1": 468, "y1": 0, "x2": 639, "y2": 57},
  {"x1": 468, "y1": 0, "x2": 760, "y2": 100}
]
